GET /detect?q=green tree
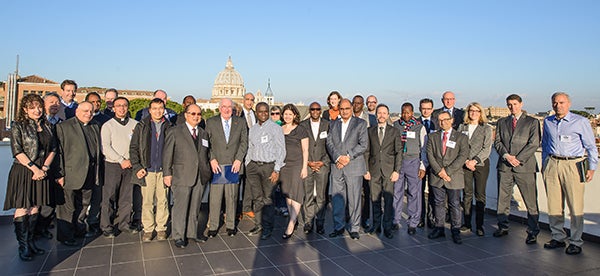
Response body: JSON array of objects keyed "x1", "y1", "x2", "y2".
[
  {"x1": 129, "y1": 98, "x2": 151, "y2": 118},
  {"x1": 571, "y1": 110, "x2": 592, "y2": 118}
]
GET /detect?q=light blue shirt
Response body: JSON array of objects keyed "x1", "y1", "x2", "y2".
[{"x1": 542, "y1": 112, "x2": 598, "y2": 170}]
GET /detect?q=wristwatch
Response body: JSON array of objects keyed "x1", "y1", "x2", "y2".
[{"x1": 27, "y1": 161, "x2": 35, "y2": 167}]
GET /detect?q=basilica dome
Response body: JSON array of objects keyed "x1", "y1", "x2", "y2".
[{"x1": 211, "y1": 56, "x2": 245, "y2": 102}]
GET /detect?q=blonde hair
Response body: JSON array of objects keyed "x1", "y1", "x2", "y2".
[{"x1": 463, "y1": 102, "x2": 488, "y2": 124}]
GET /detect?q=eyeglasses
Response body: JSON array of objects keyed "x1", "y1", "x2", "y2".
[
  {"x1": 310, "y1": 108, "x2": 321, "y2": 111},
  {"x1": 186, "y1": 112, "x2": 201, "y2": 116},
  {"x1": 367, "y1": 101, "x2": 377, "y2": 104},
  {"x1": 114, "y1": 104, "x2": 128, "y2": 108},
  {"x1": 271, "y1": 112, "x2": 280, "y2": 115},
  {"x1": 439, "y1": 118, "x2": 453, "y2": 122},
  {"x1": 468, "y1": 109, "x2": 481, "y2": 113}
]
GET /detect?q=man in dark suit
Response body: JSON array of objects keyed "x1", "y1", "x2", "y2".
[
  {"x1": 205, "y1": 98, "x2": 248, "y2": 237},
  {"x1": 493, "y1": 94, "x2": 541, "y2": 244},
  {"x1": 418, "y1": 98, "x2": 435, "y2": 228},
  {"x1": 352, "y1": 95, "x2": 376, "y2": 230},
  {"x1": 426, "y1": 111, "x2": 469, "y2": 244},
  {"x1": 162, "y1": 104, "x2": 212, "y2": 248},
  {"x1": 326, "y1": 98, "x2": 368, "y2": 240},
  {"x1": 101, "y1": 88, "x2": 117, "y2": 118},
  {"x1": 365, "y1": 104, "x2": 402, "y2": 239},
  {"x1": 300, "y1": 102, "x2": 330, "y2": 235},
  {"x1": 135, "y1": 89, "x2": 177, "y2": 124},
  {"x1": 239, "y1": 93, "x2": 256, "y2": 218},
  {"x1": 432, "y1": 91, "x2": 464, "y2": 130},
  {"x1": 55, "y1": 101, "x2": 101, "y2": 246}
]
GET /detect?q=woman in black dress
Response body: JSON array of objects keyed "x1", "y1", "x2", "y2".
[
  {"x1": 280, "y1": 104, "x2": 309, "y2": 239},
  {"x1": 4, "y1": 94, "x2": 57, "y2": 261}
]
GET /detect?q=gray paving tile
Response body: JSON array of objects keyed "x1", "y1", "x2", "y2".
[
  {"x1": 304, "y1": 259, "x2": 352, "y2": 276},
  {"x1": 74, "y1": 265, "x2": 110, "y2": 276},
  {"x1": 232, "y1": 248, "x2": 274, "y2": 270},
  {"x1": 112, "y1": 243, "x2": 142, "y2": 263},
  {"x1": 330, "y1": 255, "x2": 386, "y2": 276},
  {"x1": 204, "y1": 251, "x2": 245, "y2": 274},
  {"x1": 77, "y1": 246, "x2": 111, "y2": 268},
  {"x1": 41, "y1": 248, "x2": 80, "y2": 271},
  {"x1": 141, "y1": 240, "x2": 172, "y2": 259},
  {"x1": 111, "y1": 261, "x2": 144, "y2": 276},
  {"x1": 175, "y1": 254, "x2": 213, "y2": 275},
  {"x1": 144, "y1": 257, "x2": 178, "y2": 276}
]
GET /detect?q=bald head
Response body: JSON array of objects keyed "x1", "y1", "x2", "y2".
[{"x1": 441, "y1": 91, "x2": 456, "y2": 109}]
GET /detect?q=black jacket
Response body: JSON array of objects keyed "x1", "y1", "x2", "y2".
[
  {"x1": 129, "y1": 116, "x2": 174, "y2": 185},
  {"x1": 10, "y1": 119, "x2": 57, "y2": 165}
]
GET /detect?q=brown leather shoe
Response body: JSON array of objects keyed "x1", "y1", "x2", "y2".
[
  {"x1": 156, "y1": 231, "x2": 168, "y2": 241},
  {"x1": 142, "y1": 231, "x2": 154, "y2": 242}
]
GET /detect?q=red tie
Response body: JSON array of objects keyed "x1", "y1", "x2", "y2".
[
  {"x1": 192, "y1": 128, "x2": 197, "y2": 140},
  {"x1": 442, "y1": 131, "x2": 448, "y2": 156},
  {"x1": 512, "y1": 117, "x2": 517, "y2": 131}
]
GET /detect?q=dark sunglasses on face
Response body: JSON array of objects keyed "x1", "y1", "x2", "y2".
[{"x1": 310, "y1": 108, "x2": 321, "y2": 111}]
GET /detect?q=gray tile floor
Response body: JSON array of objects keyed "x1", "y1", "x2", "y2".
[{"x1": 1, "y1": 209, "x2": 600, "y2": 276}]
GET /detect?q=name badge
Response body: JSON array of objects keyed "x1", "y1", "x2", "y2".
[
  {"x1": 559, "y1": 135, "x2": 572, "y2": 142},
  {"x1": 261, "y1": 135, "x2": 269, "y2": 143},
  {"x1": 202, "y1": 139, "x2": 209, "y2": 148},
  {"x1": 406, "y1": 131, "x2": 416, "y2": 139},
  {"x1": 319, "y1": 131, "x2": 328, "y2": 139},
  {"x1": 446, "y1": 140, "x2": 456, "y2": 149}
]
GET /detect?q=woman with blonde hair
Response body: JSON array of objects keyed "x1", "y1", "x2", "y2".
[{"x1": 458, "y1": 102, "x2": 492, "y2": 236}]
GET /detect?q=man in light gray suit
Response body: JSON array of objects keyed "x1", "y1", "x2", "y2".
[
  {"x1": 426, "y1": 111, "x2": 469, "y2": 244},
  {"x1": 205, "y1": 98, "x2": 248, "y2": 238},
  {"x1": 326, "y1": 98, "x2": 368, "y2": 240},
  {"x1": 364, "y1": 104, "x2": 402, "y2": 239},
  {"x1": 493, "y1": 94, "x2": 541, "y2": 244},
  {"x1": 163, "y1": 104, "x2": 212, "y2": 248}
]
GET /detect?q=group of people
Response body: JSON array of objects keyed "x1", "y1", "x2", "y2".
[{"x1": 4, "y1": 80, "x2": 597, "y2": 262}]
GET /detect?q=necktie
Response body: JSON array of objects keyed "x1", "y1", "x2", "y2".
[
  {"x1": 512, "y1": 116, "x2": 517, "y2": 131},
  {"x1": 424, "y1": 119, "x2": 430, "y2": 132},
  {"x1": 442, "y1": 131, "x2": 448, "y2": 156},
  {"x1": 246, "y1": 111, "x2": 253, "y2": 128},
  {"x1": 224, "y1": 120, "x2": 230, "y2": 143},
  {"x1": 378, "y1": 127, "x2": 384, "y2": 145},
  {"x1": 192, "y1": 128, "x2": 197, "y2": 140}
]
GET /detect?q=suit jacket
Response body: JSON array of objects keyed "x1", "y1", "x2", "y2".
[
  {"x1": 418, "y1": 116, "x2": 436, "y2": 134},
  {"x1": 205, "y1": 116, "x2": 248, "y2": 174},
  {"x1": 426, "y1": 130, "x2": 469, "y2": 189},
  {"x1": 494, "y1": 113, "x2": 540, "y2": 173},
  {"x1": 326, "y1": 117, "x2": 368, "y2": 177},
  {"x1": 365, "y1": 124, "x2": 403, "y2": 180},
  {"x1": 299, "y1": 118, "x2": 330, "y2": 166},
  {"x1": 457, "y1": 123, "x2": 493, "y2": 166},
  {"x1": 162, "y1": 123, "x2": 211, "y2": 187},
  {"x1": 55, "y1": 117, "x2": 101, "y2": 190},
  {"x1": 239, "y1": 108, "x2": 256, "y2": 127},
  {"x1": 433, "y1": 107, "x2": 465, "y2": 130}
]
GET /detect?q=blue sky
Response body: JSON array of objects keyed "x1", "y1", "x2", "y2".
[{"x1": 2, "y1": 0, "x2": 599, "y2": 113}]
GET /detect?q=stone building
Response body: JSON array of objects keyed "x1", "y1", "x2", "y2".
[{"x1": 211, "y1": 56, "x2": 246, "y2": 103}]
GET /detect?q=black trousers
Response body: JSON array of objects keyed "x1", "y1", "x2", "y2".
[
  {"x1": 370, "y1": 174, "x2": 394, "y2": 232},
  {"x1": 56, "y1": 183, "x2": 93, "y2": 242},
  {"x1": 462, "y1": 160, "x2": 490, "y2": 228},
  {"x1": 100, "y1": 162, "x2": 133, "y2": 232}
]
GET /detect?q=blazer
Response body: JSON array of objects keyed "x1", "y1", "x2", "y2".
[
  {"x1": 299, "y1": 118, "x2": 330, "y2": 166},
  {"x1": 432, "y1": 107, "x2": 465, "y2": 130},
  {"x1": 55, "y1": 117, "x2": 101, "y2": 190},
  {"x1": 205, "y1": 116, "x2": 248, "y2": 174},
  {"x1": 239, "y1": 108, "x2": 256, "y2": 127},
  {"x1": 426, "y1": 130, "x2": 469, "y2": 189},
  {"x1": 365, "y1": 124, "x2": 403, "y2": 180},
  {"x1": 457, "y1": 123, "x2": 493, "y2": 166},
  {"x1": 326, "y1": 117, "x2": 368, "y2": 177},
  {"x1": 162, "y1": 123, "x2": 211, "y2": 187},
  {"x1": 494, "y1": 113, "x2": 540, "y2": 173}
]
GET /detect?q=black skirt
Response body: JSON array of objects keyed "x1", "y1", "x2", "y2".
[{"x1": 3, "y1": 163, "x2": 55, "y2": 210}]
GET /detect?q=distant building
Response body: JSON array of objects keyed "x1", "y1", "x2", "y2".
[
  {"x1": 485, "y1": 106, "x2": 511, "y2": 119},
  {"x1": 211, "y1": 56, "x2": 246, "y2": 104}
]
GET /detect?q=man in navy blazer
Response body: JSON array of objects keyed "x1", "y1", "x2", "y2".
[
  {"x1": 326, "y1": 99, "x2": 368, "y2": 240},
  {"x1": 432, "y1": 91, "x2": 464, "y2": 130}
]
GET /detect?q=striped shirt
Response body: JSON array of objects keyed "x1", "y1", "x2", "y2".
[{"x1": 246, "y1": 120, "x2": 286, "y2": 172}]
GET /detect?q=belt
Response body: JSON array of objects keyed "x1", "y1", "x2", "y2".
[
  {"x1": 550, "y1": 155, "x2": 582, "y2": 160},
  {"x1": 251, "y1": 160, "x2": 275, "y2": 165}
]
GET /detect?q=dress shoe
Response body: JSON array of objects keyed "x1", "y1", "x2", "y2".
[
  {"x1": 102, "y1": 230, "x2": 115, "y2": 238},
  {"x1": 316, "y1": 225, "x2": 325, "y2": 235},
  {"x1": 407, "y1": 227, "x2": 417, "y2": 235},
  {"x1": 329, "y1": 229, "x2": 345, "y2": 238},
  {"x1": 248, "y1": 226, "x2": 262, "y2": 236},
  {"x1": 120, "y1": 227, "x2": 139, "y2": 235},
  {"x1": 492, "y1": 228, "x2": 509, "y2": 237},
  {"x1": 384, "y1": 230, "x2": 394, "y2": 239},
  {"x1": 191, "y1": 235, "x2": 208, "y2": 243},
  {"x1": 142, "y1": 231, "x2": 154, "y2": 242},
  {"x1": 476, "y1": 228, "x2": 485, "y2": 237},
  {"x1": 460, "y1": 225, "x2": 471, "y2": 232},
  {"x1": 226, "y1": 228, "x2": 237, "y2": 236},
  {"x1": 428, "y1": 228, "x2": 446, "y2": 239},
  {"x1": 260, "y1": 230, "x2": 272, "y2": 240},
  {"x1": 156, "y1": 231, "x2": 168, "y2": 241},
  {"x1": 303, "y1": 223, "x2": 313, "y2": 234},
  {"x1": 349, "y1": 232, "x2": 360, "y2": 240},
  {"x1": 525, "y1": 233, "x2": 537, "y2": 244},
  {"x1": 85, "y1": 228, "x2": 100, "y2": 238},
  {"x1": 565, "y1": 244, "x2": 582, "y2": 255},
  {"x1": 544, "y1": 239, "x2": 566, "y2": 249},
  {"x1": 61, "y1": 239, "x2": 78, "y2": 247},
  {"x1": 207, "y1": 230, "x2": 218, "y2": 238},
  {"x1": 417, "y1": 221, "x2": 425, "y2": 228},
  {"x1": 391, "y1": 224, "x2": 400, "y2": 231},
  {"x1": 174, "y1": 239, "x2": 187, "y2": 248},
  {"x1": 282, "y1": 231, "x2": 293, "y2": 239},
  {"x1": 452, "y1": 234, "x2": 463, "y2": 244}
]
